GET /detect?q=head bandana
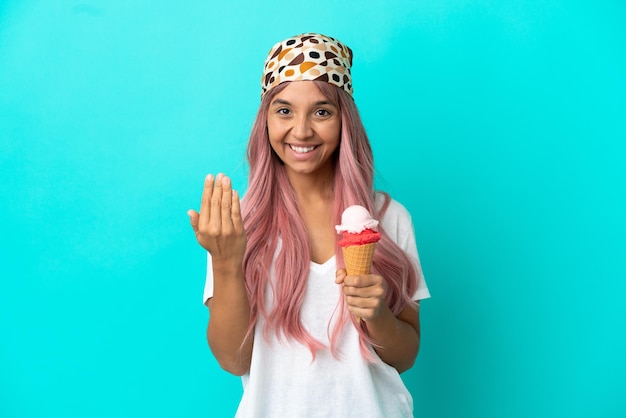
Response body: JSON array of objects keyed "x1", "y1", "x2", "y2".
[{"x1": 261, "y1": 33, "x2": 353, "y2": 98}]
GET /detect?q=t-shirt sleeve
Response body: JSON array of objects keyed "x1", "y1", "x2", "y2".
[
  {"x1": 378, "y1": 195, "x2": 431, "y2": 301},
  {"x1": 203, "y1": 251, "x2": 214, "y2": 307}
]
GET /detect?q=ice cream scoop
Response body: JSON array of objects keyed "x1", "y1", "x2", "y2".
[{"x1": 335, "y1": 205, "x2": 379, "y2": 234}]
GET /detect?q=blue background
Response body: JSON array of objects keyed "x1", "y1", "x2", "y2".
[{"x1": 1, "y1": 1, "x2": 625, "y2": 417}]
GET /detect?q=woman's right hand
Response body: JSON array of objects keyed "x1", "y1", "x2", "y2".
[{"x1": 188, "y1": 173, "x2": 247, "y2": 266}]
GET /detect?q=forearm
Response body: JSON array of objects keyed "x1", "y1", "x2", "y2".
[
  {"x1": 365, "y1": 304, "x2": 420, "y2": 374},
  {"x1": 207, "y1": 263, "x2": 253, "y2": 376}
]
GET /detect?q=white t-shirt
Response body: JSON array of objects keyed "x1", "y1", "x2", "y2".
[{"x1": 203, "y1": 196, "x2": 430, "y2": 417}]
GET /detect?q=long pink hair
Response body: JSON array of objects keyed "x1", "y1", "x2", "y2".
[{"x1": 241, "y1": 81, "x2": 419, "y2": 359}]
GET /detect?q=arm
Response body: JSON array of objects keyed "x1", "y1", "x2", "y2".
[
  {"x1": 364, "y1": 301, "x2": 420, "y2": 373},
  {"x1": 336, "y1": 270, "x2": 420, "y2": 373},
  {"x1": 188, "y1": 173, "x2": 252, "y2": 376}
]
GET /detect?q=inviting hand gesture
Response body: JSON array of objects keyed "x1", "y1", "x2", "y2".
[{"x1": 188, "y1": 173, "x2": 247, "y2": 266}]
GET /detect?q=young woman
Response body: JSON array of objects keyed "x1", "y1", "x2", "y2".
[{"x1": 188, "y1": 33, "x2": 430, "y2": 417}]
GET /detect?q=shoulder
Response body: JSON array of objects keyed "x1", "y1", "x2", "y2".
[
  {"x1": 374, "y1": 192, "x2": 414, "y2": 242},
  {"x1": 375, "y1": 192, "x2": 412, "y2": 224}
]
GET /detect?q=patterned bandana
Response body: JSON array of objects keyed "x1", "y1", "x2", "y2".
[{"x1": 261, "y1": 33, "x2": 354, "y2": 97}]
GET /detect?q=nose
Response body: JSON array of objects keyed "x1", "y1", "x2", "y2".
[{"x1": 291, "y1": 114, "x2": 313, "y2": 140}]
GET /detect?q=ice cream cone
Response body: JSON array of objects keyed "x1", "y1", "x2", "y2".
[
  {"x1": 336, "y1": 206, "x2": 381, "y2": 322},
  {"x1": 342, "y1": 242, "x2": 377, "y2": 275}
]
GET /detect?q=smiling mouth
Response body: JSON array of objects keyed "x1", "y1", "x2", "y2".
[{"x1": 289, "y1": 144, "x2": 318, "y2": 154}]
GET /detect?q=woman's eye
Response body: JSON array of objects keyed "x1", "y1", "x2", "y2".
[
  {"x1": 316, "y1": 109, "x2": 331, "y2": 117},
  {"x1": 277, "y1": 108, "x2": 290, "y2": 115}
]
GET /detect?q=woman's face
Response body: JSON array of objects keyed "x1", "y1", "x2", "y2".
[{"x1": 267, "y1": 81, "x2": 341, "y2": 179}]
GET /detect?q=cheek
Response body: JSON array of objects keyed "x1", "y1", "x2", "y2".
[
  {"x1": 326, "y1": 123, "x2": 342, "y2": 149},
  {"x1": 266, "y1": 124, "x2": 285, "y2": 161},
  {"x1": 266, "y1": 120, "x2": 282, "y2": 143}
]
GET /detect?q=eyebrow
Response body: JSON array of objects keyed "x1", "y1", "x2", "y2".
[{"x1": 271, "y1": 99, "x2": 337, "y2": 107}]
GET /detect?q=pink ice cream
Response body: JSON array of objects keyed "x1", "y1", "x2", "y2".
[{"x1": 335, "y1": 205, "x2": 381, "y2": 247}]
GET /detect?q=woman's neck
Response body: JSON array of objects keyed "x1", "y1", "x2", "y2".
[
  {"x1": 286, "y1": 167, "x2": 338, "y2": 265},
  {"x1": 286, "y1": 168, "x2": 335, "y2": 204}
]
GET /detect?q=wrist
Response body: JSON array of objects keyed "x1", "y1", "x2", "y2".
[
  {"x1": 363, "y1": 303, "x2": 395, "y2": 332},
  {"x1": 212, "y1": 258, "x2": 244, "y2": 278}
]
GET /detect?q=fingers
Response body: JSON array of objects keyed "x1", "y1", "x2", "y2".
[
  {"x1": 196, "y1": 173, "x2": 242, "y2": 234},
  {"x1": 342, "y1": 279, "x2": 384, "y2": 298},
  {"x1": 208, "y1": 173, "x2": 224, "y2": 233},
  {"x1": 190, "y1": 173, "x2": 247, "y2": 260},
  {"x1": 342, "y1": 273, "x2": 381, "y2": 290},
  {"x1": 231, "y1": 190, "x2": 244, "y2": 234},
  {"x1": 335, "y1": 269, "x2": 347, "y2": 284},
  {"x1": 198, "y1": 174, "x2": 214, "y2": 228},
  {"x1": 340, "y1": 274, "x2": 384, "y2": 320},
  {"x1": 188, "y1": 209, "x2": 200, "y2": 234},
  {"x1": 220, "y1": 175, "x2": 234, "y2": 233},
  {"x1": 346, "y1": 301, "x2": 379, "y2": 321}
]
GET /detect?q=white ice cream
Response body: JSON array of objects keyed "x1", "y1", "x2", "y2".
[{"x1": 335, "y1": 205, "x2": 379, "y2": 234}]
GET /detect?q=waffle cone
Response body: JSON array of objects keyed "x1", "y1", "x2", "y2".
[{"x1": 342, "y1": 242, "x2": 377, "y2": 275}]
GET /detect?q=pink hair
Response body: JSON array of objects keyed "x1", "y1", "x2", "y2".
[{"x1": 241, "y1": 81, "x2": 419, "y2": 359}]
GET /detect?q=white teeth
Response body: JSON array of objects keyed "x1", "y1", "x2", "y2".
[{"x1": 289, "y1": 145, "x2": 317, "y2": 154}]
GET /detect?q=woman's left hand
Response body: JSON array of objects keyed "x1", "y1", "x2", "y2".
[{"x1": 335, "y1": 269, "x2": 385, "y2": 321}]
